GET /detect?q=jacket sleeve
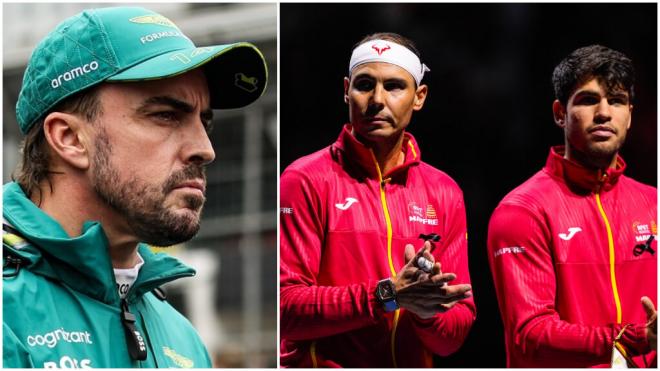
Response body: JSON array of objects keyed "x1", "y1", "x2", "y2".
[
  {"x1": 410, "y1": 191, "x2": 476, "y2": 356},
  {"x1": 487, "y1": 203, "x2": 649, "y2": 363},
  {"x1": 280, "y1": 169, "x2": 384, "y2": 341},
  {"x1": 3, "y1": 322, "x2": 34, "y2": 368}
]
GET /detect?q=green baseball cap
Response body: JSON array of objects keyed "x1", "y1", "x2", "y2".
[{"x1": 16, "y1": 6, "x2": 268, "y2": 134}]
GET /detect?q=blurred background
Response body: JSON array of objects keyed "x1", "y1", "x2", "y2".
[
  {"x1": 281, "y1": 3, "x2": 656, "y2": 367},
  {"x1": 3, "y1": 3, "x2": 276, "y2": 367}
]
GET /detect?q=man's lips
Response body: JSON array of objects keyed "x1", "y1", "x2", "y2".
[
  {"x1": 173, "y1": 179, "x2": 206, "y2": 194},
  {"x1": 365, "y1": 116, "x2": 393, "y2": 124},
  {"x1": 588, "y1": 125, "x2": 616, "y2": 138}
]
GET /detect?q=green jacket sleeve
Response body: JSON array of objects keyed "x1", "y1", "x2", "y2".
[{"x1": 3, "y1": 322, "x2": 34, "y2": 368}]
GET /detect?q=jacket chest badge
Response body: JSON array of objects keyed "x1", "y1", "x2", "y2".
[
  {"x1": 632, "y1": 221, "x2": 656, "y2": 243},
  {"x1": 632, "y1": 220, "x2": 656, "y2": 257},
  {"x1": 408, "y1": 202, "x2": 438, "y2": 225}
]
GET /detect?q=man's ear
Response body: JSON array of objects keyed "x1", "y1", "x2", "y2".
[
  {"x1": 42, "y1": 112, "x2": 91, "y2": 170},
  {"x1": 413, "y1": 84, "x2": 428, "y2": 111},
  {"x1": 343, "y1": 77, "x2": 350, "y2": 104},
  {"x1": 552, "y1": 100, "x2": 566, "y2": 128}
]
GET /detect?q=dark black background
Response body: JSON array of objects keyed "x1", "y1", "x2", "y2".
[{"x1": 280, "y1": 3, "x2": 657, "y2": 367}]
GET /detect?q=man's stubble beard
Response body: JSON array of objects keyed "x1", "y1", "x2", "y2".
[
  {"x1": 91, "y1": 128, "x2": 206, "y2": 246},
  {"x1": 581, "y1": 131, "x2": 627, "y2": 169}
]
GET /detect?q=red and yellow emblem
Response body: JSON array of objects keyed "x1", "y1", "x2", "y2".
[{"x1": 425, "y1": 204, "x2": 437, "y2": 219}]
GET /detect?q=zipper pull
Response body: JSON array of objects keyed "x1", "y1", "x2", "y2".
[
  {"x1": 121, "y1": 299, "x2": 147, "y2": 361},
  {"x1": 595, "y1": 172, "x2": 608, "y2": 193}
]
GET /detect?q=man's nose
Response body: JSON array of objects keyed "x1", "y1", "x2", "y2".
[
  {"x1": 368, "y1": 84, "x2": 385, "y2": 111},
  {"x1": 594, "y1": 98, "x2": 612, "y2": 123},
  {"x1": 183, "y1": 119, "x2": 216, "y2": 166}
]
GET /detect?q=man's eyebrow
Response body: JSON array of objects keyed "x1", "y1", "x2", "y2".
[
  {"x1": 353, "y1": 73, "x2": 408, "y2": 85},
  {"x1": 608, "y1": 91, "x2": 630, "y2": 99},
  {"x1": 573, "y1": 89, "x2": 600, "y2": 97},
  {"x1": 353, "y1": 72, "x2": 375, "y2": 80},
  {"x1": 573, "y1": 89, "x2": 629, "y2": 100},
  {"x1": 137, "y1": 96, "x2": 198, "y2": 114},
  {"x1": 384, "y1": 77, "x2": 408, "y2": 84}
]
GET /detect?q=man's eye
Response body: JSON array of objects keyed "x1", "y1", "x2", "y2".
[
  {"x1": 384, "y1": 81, "x2": 405, "y2": 91},
  {"x1": 575, "y1": 96, "x2": 599, "y2": 105},
  {"x1": 354, "y1": 79, "x2": 374, "y2": 91},
  {"x1": 153, "y1": 111, "x2": 178, "y2": 122},
  {"x1": 609, "y1": 97, "x2": 628, "y2": 106}
]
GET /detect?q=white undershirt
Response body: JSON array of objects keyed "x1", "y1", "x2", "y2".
[{"x1": 113, "y1": 253, "x2": 145, "y2": 299}]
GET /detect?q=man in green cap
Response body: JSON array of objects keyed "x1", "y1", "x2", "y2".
[{"x1": 3, "y1": 6, "x2": 267, "y2": 368}]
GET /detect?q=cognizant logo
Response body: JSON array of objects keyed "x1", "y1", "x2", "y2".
[
  {"x1": 51, "y1": 61, "x2": 99, "y2": 89},
  {"x1": 27, "y1": 328, "x2": 93, "y2": 348}
]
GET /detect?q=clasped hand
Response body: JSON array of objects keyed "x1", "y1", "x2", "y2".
[
  {"x1": 391, "y1": 241, "x2": 472, "y2": 319},
  {"x1": 642, "y1": 296, "x2": 657, "y2": 350}
]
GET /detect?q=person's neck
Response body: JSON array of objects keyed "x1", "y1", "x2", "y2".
[
  {"x1": 354, "y1": 130, "x2": 406, "y2": 176},
  {"x1": 564, "y1": 143, "x2": 618, "y2": 172},
  {"x1": 34, "y1": 174, "x2": 141, "y2": 269}
]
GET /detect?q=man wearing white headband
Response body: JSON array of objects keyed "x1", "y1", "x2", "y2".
[{"x1": 280, "y1": 32, "x2": 476, "y2": 367}]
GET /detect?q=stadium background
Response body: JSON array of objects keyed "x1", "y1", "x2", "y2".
[
  {"x1": 3, "y1": 3, "x2": 276, "y2": 367},
  {"x1": 280, "y1": 3, "x2": 657, "y2": 367}
]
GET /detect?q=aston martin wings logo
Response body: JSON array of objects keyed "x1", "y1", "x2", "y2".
[
  {"x1": 162, "y1": 346, "x2": 194, "y2": 368},
  {"x1": 129, "y1": 15, "x2": 179, "y2": 29}
]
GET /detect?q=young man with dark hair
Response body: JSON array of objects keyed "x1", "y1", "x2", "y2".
[
  {"x1": 488, "y1": 45, "x2": 656, "y2": 367},
  {"x1": 280, "y1": 32, "x2": 475, "y2": 367},
  {"x1": 3, "y1": 6, "x2": 267, "y2": 368}
]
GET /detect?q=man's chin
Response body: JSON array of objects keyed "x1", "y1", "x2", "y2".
[
  {"x1": 133, "y1": 206, "x2": 202, "y2": 247},
  {"x1": 140, "y1": 218, "x2": 201, "y2": 247},
  {"x1": 355, "y1": 128, "x2": 398, "y2": 144},
  {"x1": 167, "y1": 190, "x2": 206, "y2": 209},
  {"x1": 587, "y1": 141, "x2": 621, "y2": 158}
]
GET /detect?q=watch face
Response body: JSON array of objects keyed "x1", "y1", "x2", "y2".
[{"x1": 378, "y1": 280, "x2": 394, "y2": 300}]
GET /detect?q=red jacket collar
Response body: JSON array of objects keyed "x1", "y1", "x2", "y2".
[
  {"x1": 545, "y1": 146, "x2": 626, "y2": 192},
  {"x1": 333, "y1": 124, "x2": 421, "y2": 181}
]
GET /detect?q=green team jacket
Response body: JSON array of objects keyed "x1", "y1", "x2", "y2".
[{"x1": 3, "y1": 182, "x2": 212, "y2": 368}]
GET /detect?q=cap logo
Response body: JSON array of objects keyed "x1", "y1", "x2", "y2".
[
  {"x1": 51, "y1": 60, "x2": 99, "y2": 89},
  {"x1": 129, "y1": 15, "x2": 178, "y2": 29},
  {"x1": 371, "y1": 43, "x2": 391, "y2": 56},
  {"x1": 235, "y1": 73, "x2": 258, "y2": 93},
  {"x1": 190, "y1": 47, "x2": 214, "y2": 57}
]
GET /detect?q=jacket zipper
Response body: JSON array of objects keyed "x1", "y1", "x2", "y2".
[
  {"x1": 119, "y1": 269, "x2": 192, "y2": 363},
  {"x1": 594, "y1": 174, "x2": 622, "y2": 323},
  {"x1": 121, "y1": 299, "x2": 148, "y2": 361},
  {"x1": 308, "y1": 150, "x2": 403, "y2": 367},
  {"x1": 310, "y1": 341, "x2": 318, "y2": 367},
  {"x1": 371, "y1": 150, "x2": 400, "y2": 368}
]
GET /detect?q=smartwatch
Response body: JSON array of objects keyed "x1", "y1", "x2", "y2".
[{"x1": 375, "y1": 278, "x2": 399, "y2": 312}]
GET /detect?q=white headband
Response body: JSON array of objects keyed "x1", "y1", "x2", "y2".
[{"x1": 349, "y1": 39, "x2": 430, "y2": 85}]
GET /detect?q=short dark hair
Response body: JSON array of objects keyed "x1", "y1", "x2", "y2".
[
  {"x1": 353, "y1": 32, "x2": 422, "y2": 59},
  {"x1": 552, "y1": 45, "x2": 635, "y2": 106},
  {"x1": 13, "y1": 86, "x2": 102, "y2": 203}
]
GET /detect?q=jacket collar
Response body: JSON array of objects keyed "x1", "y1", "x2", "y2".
[
  {"x1": 3, "y1": 182, "x2": 195, "y2": 305},
  {"x1": 544, "y1": 146, "x2": 626, "y2": 193},
  {"x1": 332, "y1": 124, "x2": 422, "y2": 181}
]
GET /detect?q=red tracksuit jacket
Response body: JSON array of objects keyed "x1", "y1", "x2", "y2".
[
  {"x1": 280, "y1": 125, "x2": 476, "y2": 367},
  {"x1": 488, "y1": 146, "x2": 657, "y2": 367}
]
